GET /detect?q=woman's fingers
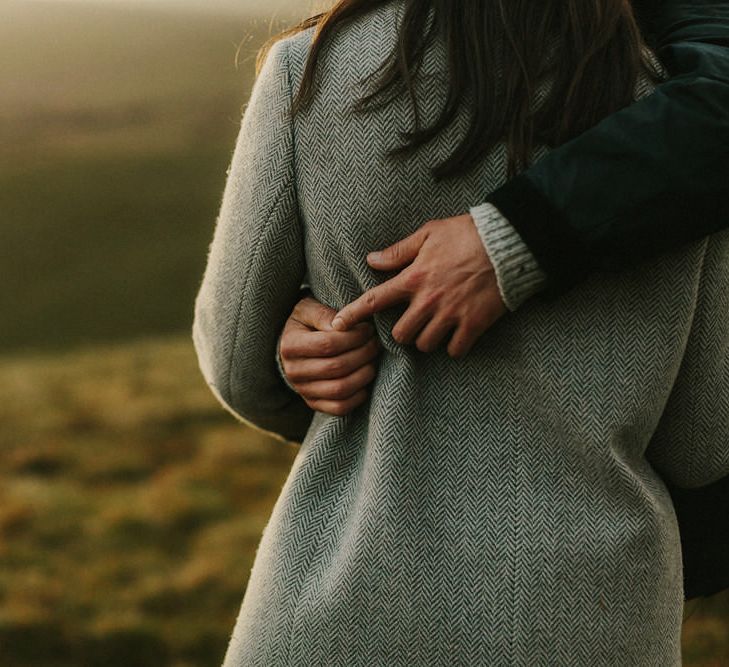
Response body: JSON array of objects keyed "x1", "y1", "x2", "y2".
[
  {"x1": 305, "y1": 388, "x2": 371, "y2": 417},
  {"x1": 285, "y1": 337, "x2": 381, "y2": 383},
  {"x1": 279, "y1": 293, "x2": 382, "y2": 416},
  {"x1": 292, "y1": 296, "x2": 338, "y2": 331},
  {"x1": 280, "y1": 320, "x2": 375, "y2": 359},
  {"x1": 295, "y1": 362, "x2": 378, "y2": 401}
]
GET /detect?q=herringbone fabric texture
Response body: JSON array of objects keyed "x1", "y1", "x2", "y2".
[{"x1": 192, "y1": 5, "x2": 729, "y2": 665}]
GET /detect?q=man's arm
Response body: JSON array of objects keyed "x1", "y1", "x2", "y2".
[{"x1": 483, "y1": 0, "x2": 729, "y2": 301}]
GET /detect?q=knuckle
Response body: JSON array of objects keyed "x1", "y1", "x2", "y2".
[
  {"x1": 419, "y1": 289, "x2": 442, "y2": 310},
  {"x1": 329, "y1": 379, "x2": 352, "y2": 400},
  {"x1": 438, "y1": 309, "x2": 458, "y2": 326},
  {"x1": 286, "y1": 373, "x2": 302, "y2": 387},
  {"x1": 295, "y1": 298, "x2": 314, "y2": 319},
  {"x1": 403, "y1": 270, "x2": 424, "y2": 291},
  {"x1": 278, "y1": 339, "x2": 293, "y2": 360},
  {"x1": 291, "y1": 302, "x2": 304, "y2": 319},
  {"x1": 330, "y1": 401, "x2": 352, "y2": 417},
  {"x1": 300, "y1": 385, "x2": 319, "y2": 402},
  {"x1": 280, "y1": 360, "x2": 295, "y2": 380},
  {"x1": 318, "y1": 338, "x2": 337, "y2": 357},
  {"x1": 325, "y1": 358, "x2": 346, "y2": 376},
  {"x1": 317, "y1": 304, "x2": 334, "y2": 322}
]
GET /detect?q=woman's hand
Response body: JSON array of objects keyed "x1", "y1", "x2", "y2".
[{"x1": 279, "y1": 296, "x2": 382, "y2": 417}]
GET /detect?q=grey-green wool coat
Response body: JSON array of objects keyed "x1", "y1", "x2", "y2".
[{"x1": 192, "y1": 4, "x2": 729, "y2": 665}]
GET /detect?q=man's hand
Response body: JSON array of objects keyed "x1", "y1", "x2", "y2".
[
  {"x1": 279, "y1": 296, "x2": 382, "y2": 417},
  {"x1": 331, "y1": 215, "x2": 507, "y2": 359}
]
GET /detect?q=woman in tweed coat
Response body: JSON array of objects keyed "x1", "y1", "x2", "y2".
[{"x1": 193, "y1": 1, "x2": 729, "y2": 665}]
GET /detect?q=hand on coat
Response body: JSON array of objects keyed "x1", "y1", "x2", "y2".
[
  {"x1": 332, "y1": 215, "x2": 507, "y2": 359},
  {"x1": 278, "y1": 296, "x2": 382, "y2": 417}
]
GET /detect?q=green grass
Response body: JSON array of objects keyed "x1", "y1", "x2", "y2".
[
  {"x1": 0, "y1": 336, "x2": 299, "y2": 667},
  {"x1": 0, "y1": 336, "x2": 727, "y2": 666}
]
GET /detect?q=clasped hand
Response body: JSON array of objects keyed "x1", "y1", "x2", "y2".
[{"x1": 278, "y1": 214, "x2": 507, "y2": 416}]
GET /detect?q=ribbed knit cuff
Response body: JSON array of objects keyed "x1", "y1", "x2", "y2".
[{"x1": 469, "y1": 202, "x2": 548, "y2": 311}]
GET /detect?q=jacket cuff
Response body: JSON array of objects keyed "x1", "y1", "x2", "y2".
[
  {"x1": 470, "y1": 202, "x2": 548, "y2": 311},
  {"x1": 484, "y1": 173, "x2": 594, "y2": 299}
]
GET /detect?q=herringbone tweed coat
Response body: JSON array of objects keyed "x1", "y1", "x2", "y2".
[{"x1": 192, "y1": 4, "x2": 729, "y2": 665}]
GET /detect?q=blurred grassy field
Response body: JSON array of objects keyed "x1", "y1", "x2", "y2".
[
  {"x1": 0, "y1": 336, "x2": 298, "y2": 666},
  {"x1": 0, "y1": 338, "x2": 727, "y2": 666},
  {"x1": 1, "y1": 1, "x2": 728, "y2": 665}
]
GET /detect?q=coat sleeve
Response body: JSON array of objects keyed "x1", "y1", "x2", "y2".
[
  {"x1": 645, "y1": 229, "x2": 729, "y2": 489},
  {"x1": 482, "y1": 0, "x2": 729, "y2": 300},
  {"x1": 192, "y1": 38, "x2": 315, "y2": 445}
]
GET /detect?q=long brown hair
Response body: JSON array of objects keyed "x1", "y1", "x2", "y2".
[{"x1": 259, "y1": 0, "x2": 661, "y2": 180}]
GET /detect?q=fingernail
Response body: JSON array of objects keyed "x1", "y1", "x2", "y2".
[
  {"x1": 368, "y1": 251, "x2": 382, "y2": 262},
  {"x1": 332, "y1": 317, "x2": 346, "y2": 331}
]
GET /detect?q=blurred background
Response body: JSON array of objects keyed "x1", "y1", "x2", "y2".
[{"x1": 0, "y1": 0, "x2": 727, "y2": 665}]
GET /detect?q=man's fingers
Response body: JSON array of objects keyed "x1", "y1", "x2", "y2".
[
  {"x1": 447, "y1": 321, "x2": 484, "y2": 359},
  {"x1": 391, "y1": 301, "x2": 433, "y2": 344},
  {"x1": 284, "y1": 337, "x2": 381, "y2": 383},
  {"x1": 280, "y1": 322, "x2": 375, "y2": 359},
  {"x1": 332, "y1": 278, "x2": 409, "y2": 331},
  {"x1": 367, "y1": 226, "x2": 429, "y2": 271},
  {"x1": 415, "y1": 316, "x2": 456, "y2": 354}
]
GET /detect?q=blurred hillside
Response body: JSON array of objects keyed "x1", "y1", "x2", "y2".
[{"x1": 0, "y1": 0, "x2": 306, "y2": 353}]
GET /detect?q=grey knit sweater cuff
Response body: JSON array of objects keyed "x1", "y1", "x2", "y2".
[{"x1": 469, "y1": 202, "x2": 548, "y2": 311}]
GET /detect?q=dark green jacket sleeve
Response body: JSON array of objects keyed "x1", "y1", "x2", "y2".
[{"x1": 485, "y1": 0, "x2": 729, "y2": 298}]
